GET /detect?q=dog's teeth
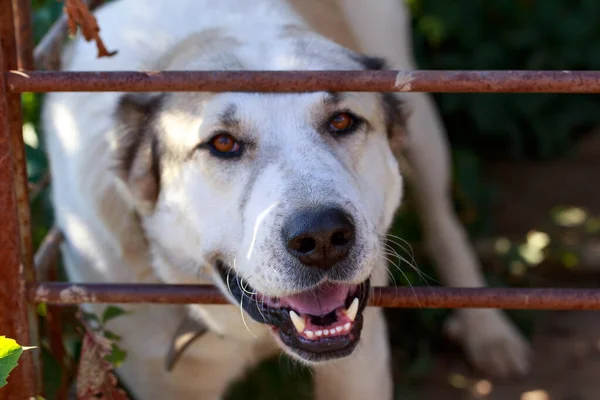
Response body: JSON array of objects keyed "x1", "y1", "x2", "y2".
[
  {"x1": 305, "y1": 330, "x2": 314, "y2": 339},
  {"x1": 316, "y1": 330, "x2": 323, "y2": 337},
  {"x1": 329, "y1": 329, "x2": 336, "y2": 335},
  {"x1": 289, "y1": 310, "x2": 305, "y2": 333},
  {"x1": 335, "y1": 326, "x2": 343, "y2": 333},
  {"x1": 324, "y1": 330, "x2": 329, "y2": 336},
  {"x1": 344, "y1": 298, "x2": 359, "y2": 322},
  {"x1": 344, "y1": 322, "x2": 351, "y2": 331}
]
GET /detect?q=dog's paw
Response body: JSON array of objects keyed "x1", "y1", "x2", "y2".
[{"x1": 444, "y1": 309, "x2": 532, "y2": 378}]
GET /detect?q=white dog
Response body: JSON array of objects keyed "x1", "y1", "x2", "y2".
[{"x1": 42, "y1": 0, "x2": 531, "y2": 398}]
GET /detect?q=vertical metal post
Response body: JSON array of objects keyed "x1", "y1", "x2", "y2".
[
  {"x1": 12, "y1": 0, "x2": 35, "y2": 70},
  {"x1": 2, "y1": 0, "x2": 35, "y2": 277},
  {"x1": 0, "y1": 53, "x2": 38, "y2": 400},
  {"x1": 0, "y1": 0, "x2": 41, "y2": 397}
]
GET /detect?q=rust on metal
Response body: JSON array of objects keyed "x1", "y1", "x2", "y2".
[
  {"x1": 2, "y1": 3, "x2": 36, "y2": 282},
  {"x1": 30, "y1": 283, "x2": 229, "y2": 306},
  {"x1": 35, "y1": 228, "x2": 70, "y2": 399},
  {"x1": 12, "y1": 0, "x2": 34, "y2": 70},
  {"x1": 7, "y1": 70, "x2": 600, "y2": 94},
  {"x1": 34, "y1": 225, "x2": 64, "y2": 280},
  {"x1": 26, "y1": 283, "x2": 600, "y2": 310},
  {"x1": 0, "y1": 4, "x2": 39, "y2": 397}
]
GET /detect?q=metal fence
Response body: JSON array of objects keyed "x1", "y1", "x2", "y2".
[{"x1": 3, "y1": 0, "x2": 600, "y2": 398}]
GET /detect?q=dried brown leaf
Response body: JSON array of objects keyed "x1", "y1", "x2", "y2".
[
  {"x1": 75, "y1": 316, "x2": 129, "y2": 400},
  {"x1": 62, "y1": 0, "x2": 117, "y2": 58}
]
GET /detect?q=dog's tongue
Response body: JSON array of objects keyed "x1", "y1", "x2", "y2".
[{"x1": 281, "y1": 283, "x2": 352, "y2": 316}]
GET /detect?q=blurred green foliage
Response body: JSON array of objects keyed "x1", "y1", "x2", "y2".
[
  {"x1": 409, "y1": 0, "x2": 600, "y2": 160},
  {"x1": 21, "y1": 0, "x2": 600, "y2": 398}
]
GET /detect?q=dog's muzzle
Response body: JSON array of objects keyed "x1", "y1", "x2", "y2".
[
  {"x1": 216, "y1": 261, "x2": 370, "y2": 362},
  {"x1": 215, "y1": 207, "x2": 370, "y2": 361}
]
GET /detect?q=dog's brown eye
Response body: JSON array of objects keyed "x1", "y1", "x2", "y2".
[
  {"x1": 328, "y1": 112, "x2": 355, "y2": 134},
  {"x1": 209, "y1": 133, "x2": 241, "y2": 155}
]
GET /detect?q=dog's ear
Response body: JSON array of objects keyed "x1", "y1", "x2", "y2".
[
  {"x1": 356, "y1": 55, "x2": 408, "y2": 155},
  {"x1": 114, "y1": 93, "x2": 164, "y2": 214}
]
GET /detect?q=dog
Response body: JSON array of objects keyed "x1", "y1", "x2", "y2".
[{"x1": 42, "y1": 0, "x2": 532, "y2": 398}]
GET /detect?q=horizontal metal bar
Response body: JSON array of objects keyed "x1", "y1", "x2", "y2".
[
  {"x1": 7, "y1": 70, "x2": 600, "y2": 93},
  {"x1": 30, "y1": 283, "x2": 231, "y2": 305},
  {"x1": 27, "y1": 283, "x2": 600, "y2": 310}
]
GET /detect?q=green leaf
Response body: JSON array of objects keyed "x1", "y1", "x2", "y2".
[
  {"x1": 0, "y1": 336, "x2": 36, "y2": 388},
  {"x1": 36, "y1": 302, "x2": 47, "y2": 317},
  {"x1": 81, "y1": 311, "x2": 101, "y2": 325},
  {"x1": 101, "y1": 306, "x2": 131, "y2": 324},
  {"x1": 103, "y1": 330, "x2": 122, "y2": 342},
  {"x1": 417, "y1": 15, "x2": 446, "y2": 46},
  {"x1": 104, "y1": 344, "x2": 128, "y2": 368}
]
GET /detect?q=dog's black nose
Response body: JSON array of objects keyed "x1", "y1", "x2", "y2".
[{"x1": 283, "y1": 208, "x2": 355, "y2": 270}]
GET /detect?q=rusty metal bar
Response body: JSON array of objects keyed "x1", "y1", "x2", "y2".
[
  {"x1": 34, "y1": 225, "x2": 64, "y2": 281},
  {"x1": 6, "y1": 70, "x2": 600, "y2": 94},
  {"x1": 0, "y1": 59, "x2": 36, "y2": 400},
  {"x1": 1, "y1": 5, "x2": 36, "y2": 282},
  {"x1": 0, "y1": 2, "x2": 39, "y2": 397},
  {"x1": 12, "y1": 0, "x2": 34, "y2": 70},
  {"x1": 26, "y1": 283, "x2": 600, "y2": 310},
  {"x1": 30, "y1": 232, "x2": 600, "y2": 310}
]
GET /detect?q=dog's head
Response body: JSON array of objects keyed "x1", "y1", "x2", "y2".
[{"x1": 114, "y1": 25, "x2": 406, "y2": 362}]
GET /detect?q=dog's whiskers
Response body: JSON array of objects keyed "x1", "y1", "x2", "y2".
[
  {"x1": 380, "y1": 234, "x2": 417, "y2": 267},
  {"x1": 239, "y1": 277, "x2": 269, "y2": 324},
  {"x1": 380, "y1": 254, "x2": 408, "y2": 302},
  {"x1": 238, "y1": 293, "x2": 258, "y2": 338},
  {"x1": 379, "y1": 253, "x2": 400, "y2": 286},
  {"x1": 379, "y1": 234, "x2": 439, "y2": 285},
  {"x1": 227, "y1": 266, "x2": 261, "y2": 335},
  {"x1": 384, "y1": 233, "x2": 417, "y2": 261},
  {"x1": 382, "y1": 243, "x2": 434, "y2": 287},
  {"x1": 380, "y1": 251, "x2": 421, "y2": 308},
  {"x1": 383, "y1": 238, "x2": 420, "y2": 276},
  {"x1": 381, "y1": 244, "x2": 419, "y2": 276},
  {"x1": 234, "y1": 259, "x2": 266, "y2": 323},
  {"x1": 238, "y1": 276, "x2": 257, "y2": 297},
  {"x1": 380, "y1": 242, "x2": 415, "y2": 275}
]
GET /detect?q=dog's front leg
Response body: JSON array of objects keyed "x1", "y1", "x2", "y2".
[
  {"x1": 392, "y1": 89, "x2": 533, "y2": 379},
  {"x1": 336, "y1": 0, "x2": 532, "y2": 379},
  {"x1": 312, "y1": 307, "x2": 393, "y2": 400},
  {"x1": 402, "y1": 92, "x2": 532, "y2": 379}
]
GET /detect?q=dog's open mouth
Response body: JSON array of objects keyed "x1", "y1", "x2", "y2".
[{"x1": 215, "y1": 261, "x2": 370, "y2": 361}]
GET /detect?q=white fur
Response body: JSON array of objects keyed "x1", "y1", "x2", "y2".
[{"x1": 43, "y1": 0, "x2": 531, "y2": 398}]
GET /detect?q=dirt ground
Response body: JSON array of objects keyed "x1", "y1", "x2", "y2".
[
  {"x1": 486, "y1": 131, "x2": 600, "y2": 236},
  {"x1": 417, "y1": 311, "x2": 600, "y2": 400},
  {"x1": 409, "y1": 131, "x2": 600, "y2": 400}
]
